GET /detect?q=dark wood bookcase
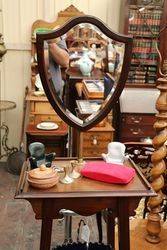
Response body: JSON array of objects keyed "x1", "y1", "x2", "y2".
[{"x1": 120, "y1": 0, "x2": 167, "y2": 88}]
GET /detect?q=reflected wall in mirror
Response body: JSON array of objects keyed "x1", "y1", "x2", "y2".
[{"x1": 37, "y1": 16, "x2": 132, "y2": 131}]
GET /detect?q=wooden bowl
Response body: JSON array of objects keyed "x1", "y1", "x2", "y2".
[
  {"x1": 27, "y1": 164, "x2": 59, "y2": 189},
  {"x1": 27, "y1": 176, "x2": 59, "y2": 189}
]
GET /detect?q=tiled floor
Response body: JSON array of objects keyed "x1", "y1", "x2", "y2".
[{"x1": 0, "y1": 162, "x2": 167, "y2": 250}]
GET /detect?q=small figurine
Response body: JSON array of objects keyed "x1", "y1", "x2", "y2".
[
  {"x1": 29, "y1": 142, "x2": 56, "y2": 169},
  {"x1": 102, "y1": 142, "x2": 126, "y2": 165}
]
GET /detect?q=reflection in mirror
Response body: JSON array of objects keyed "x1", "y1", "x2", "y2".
[{"x1": 42, "y1": 23, "x2": 125, "y2": 125}]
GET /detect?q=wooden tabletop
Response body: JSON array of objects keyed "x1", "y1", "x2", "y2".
[
  {"x1": 15, "y1": 157, "x2": 156, "y2": 200},
  {"x1": 26, "y1": 122, "x2": 68, "y2": 136}
]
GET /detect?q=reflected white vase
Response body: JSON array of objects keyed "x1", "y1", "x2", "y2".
[{"x1": 78, "y1": 51, "x2": 94, "y2": 76}]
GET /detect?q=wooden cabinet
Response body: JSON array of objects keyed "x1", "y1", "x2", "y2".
[
  {"x1": 27, "y1": 92, "x2": 62, "y2": 125},
  {"x1": 26, "y1": 123, "x2": 68, "y2": 156},
  {"x1": 73, "y1": 122, "x2": 114, "y2": 157},
  {"x1": 119, "y1": 113, "x2": 156, "y2": 142}
]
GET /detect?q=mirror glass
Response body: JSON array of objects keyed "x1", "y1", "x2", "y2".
[{"x1": 37, "y1": 21, "x2": 128, "y2": 128}]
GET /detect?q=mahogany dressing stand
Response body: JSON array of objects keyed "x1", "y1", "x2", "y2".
[{"x1": 15, "y1": 157, "x2": 155, "y2": 250}]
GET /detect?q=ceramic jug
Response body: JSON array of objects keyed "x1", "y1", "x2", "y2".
[{"x1": 78, "y1": 49, "x2": 94, "y2": 76}]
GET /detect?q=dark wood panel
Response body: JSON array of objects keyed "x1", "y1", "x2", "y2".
[
  {"x1": 122, "y1": 114, "x2": 156, "y2": 126},
  {"x1": 120, "y1": 113, "x2": 156, "y2": 142}
]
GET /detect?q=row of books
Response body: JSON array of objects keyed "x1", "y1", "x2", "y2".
[
  {"x1": 132, "y1": 53, "x2": 158, "y2": 62},
  {"x1": 129, "y1": 25, "x2": 160, "y2": 35},
  {"x1": 129, "y1": 9, "x2": 162, "y2": 25},
  {"x1": 132, "y1": 39, "x2": 158, "y2": 53},
  {"x1": 128, "y1": 9, "x2": 162, "y2": 36},
  {"x1": 127, "y1": 65, "x2": 157, "y2": 84}
]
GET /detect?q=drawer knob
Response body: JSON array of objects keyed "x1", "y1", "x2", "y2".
[
  {"x1": 92, "y1": 136, "x2": 98, "y2": 145},
  {"x1": 130, "y1": 128, "x2": 141, "y2": 135}
]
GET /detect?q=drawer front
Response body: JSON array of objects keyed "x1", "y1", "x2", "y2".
[
  {"x1": 83, "y1": 147, "x2": 108, "y2": 157},
  {"x1": 34, "y1": 102, "x2": 55, "y2": 114},
  {"x1": 34, "y1": 114, "x2": 62, "y2": 124},
  {"x1": 122, "y1": 114, "x2": 156, "y2": 126},
  {"x1": 83, "y1": 132, "x2": 113, "y2": 142},
  {"x1": 83, "y1": 137, "x2": 112, "y2": 148},
  {"x1": 82, "y1": 132, "x2": 113, "y2": 156},
  {"x1": 121, "y1": 125, "x2": 155, "y2": 139}
]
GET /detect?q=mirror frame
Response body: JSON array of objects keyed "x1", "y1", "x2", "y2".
[{"x1": 36, "y1": 15, "x2": 133, "y2": 131}]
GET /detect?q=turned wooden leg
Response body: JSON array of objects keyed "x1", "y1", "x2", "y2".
[
  {"x1": 40, "y1": 218, "x2": 53, "y2": 250},
  {"x1": 146, "y1": 75, "x2": 167, "y2": 243},
  {"x1": 96, "y1": 212, "x2": 103, "y2": 243},
  {"x1": 118, "y1": 198, "x2": 130, "y2": 250},
  {"x1": 106, "y1": 209, "x2": 115, "y2": 248}
]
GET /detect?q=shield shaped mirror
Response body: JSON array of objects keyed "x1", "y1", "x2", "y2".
[{"x1": 36, "y1": 16, "x2": 132, "y2": 131}]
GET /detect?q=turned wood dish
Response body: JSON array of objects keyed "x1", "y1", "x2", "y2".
[{"x1": 27, "y1": 164, "x2": 59, "y2": 189}]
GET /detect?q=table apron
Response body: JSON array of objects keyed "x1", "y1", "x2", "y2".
[{"x1": 26, "y1": 196, "x2": 141, "y2": 219}]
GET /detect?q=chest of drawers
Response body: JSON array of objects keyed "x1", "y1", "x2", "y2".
[
  {"x1": 26, "y1": 92, "x2": 68, "y2": 156},
  {"x1": 119, "y1": 113, "x2": 156, "y2": 142},
  {"x1": 73, "y1": 122, "x2": 114, "y2": 157}
]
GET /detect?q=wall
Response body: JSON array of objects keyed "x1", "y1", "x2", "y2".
[{"x1": 0, "y1": 0, "x2": 122, "y2": 152}]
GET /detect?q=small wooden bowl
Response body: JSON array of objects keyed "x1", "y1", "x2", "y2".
[
  {"x1": 27, "y1": 164, "x2": 59, "y2": 189},
  {"x1": 27, "y1": 176, "x2": 59, "y2": 189}
]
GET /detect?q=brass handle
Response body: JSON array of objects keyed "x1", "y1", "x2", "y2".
[
  {"x1": 130, "y1": 128, "x2": 141, "y2": 135},
  {"x1": 92, "y1": 136, "x2": 98, "y2": 145},
  {"x1": 131, "y1": 116, "x2": 142, "y2": 124}
]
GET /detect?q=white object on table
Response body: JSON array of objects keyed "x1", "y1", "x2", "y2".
[
  {"x1": 36, "y1": 122, "x2": 59, "y2": 130},
  {"x1": 102, "y1": 142, "x2": 127, "y2": 165}
]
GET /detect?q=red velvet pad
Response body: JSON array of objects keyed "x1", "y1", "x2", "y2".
[{"x1": 81, "y1": 161, "x2": 136, "y2": 184}]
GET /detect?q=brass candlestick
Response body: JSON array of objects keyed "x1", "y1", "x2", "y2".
[
  {"x1": 60, "y1": 165, "x2": 74, "y2": 184},
  {"x1": 69, "y1": 160, "x2": 81, "y2": 179}
]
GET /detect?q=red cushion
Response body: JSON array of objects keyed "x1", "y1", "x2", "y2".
[{"x1": 81, "y1": 161, "x2": 135, "y2": 184}]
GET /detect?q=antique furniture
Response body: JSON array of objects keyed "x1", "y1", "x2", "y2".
[
  {"x1": 34, "y1": 14, "x2": 154, "y2": 250},
  {"x1": 72, "y1": 123, "x2": 114, "y2": 157},
  {"x1": 26, "y1": 5, "x2": 85, "y2": 155},
  {"x1": 14, "y1": 13, "x2": 157, "y2": 250},
  {"x1": 0, "y1": 100, "x2": 17, "y2": 159},
  {"x1": 15, "y1": 158, "x2": 156, "y2": 250},
  {"x1": 26, "y1": 123, "x2": 68, "y2": 156},
  {"x1": 118, "y1": 0, "x2": 167, "y2": 142},
  {"x1": 146, "y1": 60, "x2": 167, "y2": 243},
  {"x1": 119, "y1": 113, "x2": 156, "y2": 142}
]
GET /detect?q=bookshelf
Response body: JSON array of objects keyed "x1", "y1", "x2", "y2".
[{"x1": 120, "y1": 0, "x2": 167, "y2": 88}]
